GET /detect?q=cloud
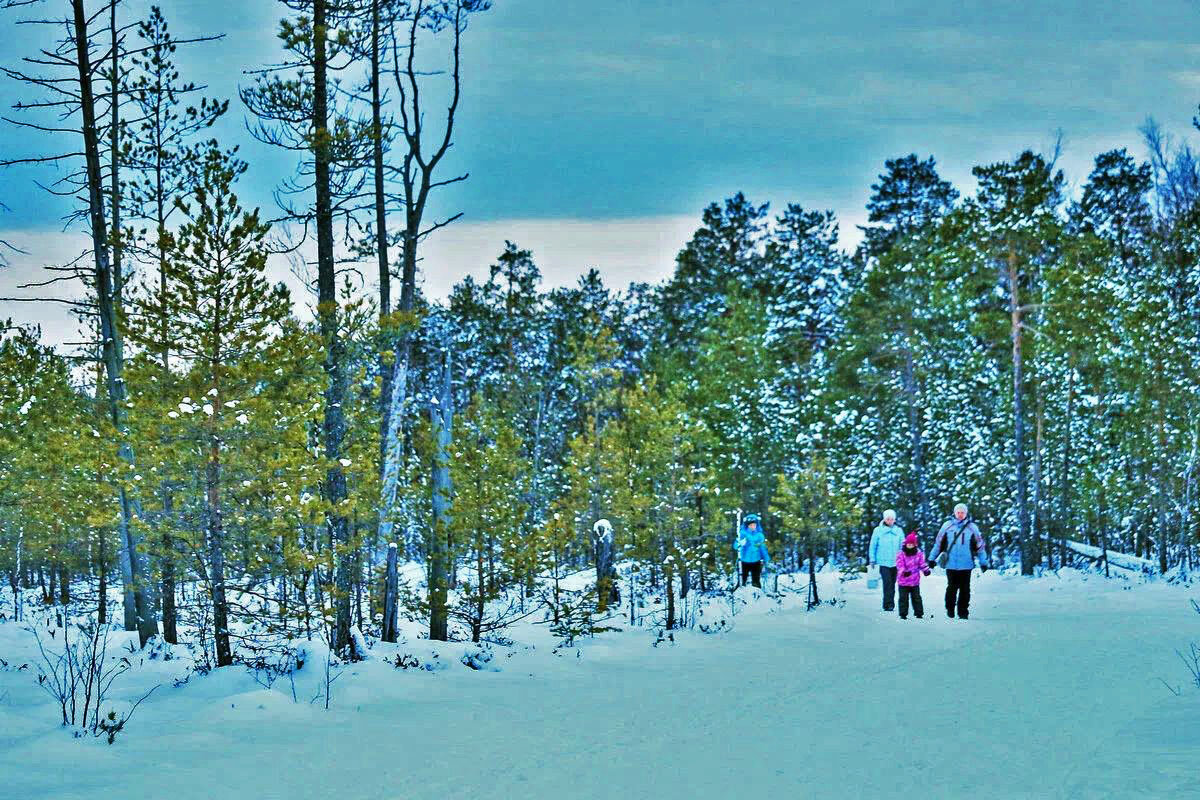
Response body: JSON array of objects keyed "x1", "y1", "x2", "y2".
[
  {"x1": 417, "y1": 215, "x2": 698, "y2": 294},
  {"x1": 1170, "y1": 71, "x2": 1200, "y2": 90},
  {"x1": 0, "y1": 216, "x2": 705, "y2": 348}
]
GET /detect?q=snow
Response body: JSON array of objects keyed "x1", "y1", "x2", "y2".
[
  {"x1": 1, "y1": 572, "x2": 1198, "y2": 799},
  {"x1": 1064, "y1": 539, "x2": 1159, "y2": 573}
]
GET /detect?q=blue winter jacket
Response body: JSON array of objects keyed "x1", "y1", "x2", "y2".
[
  {"x1": 929, "y1": 518, "x2": 989, "y2": 570},
  {"x1": 868, "y1": 523, "x2": 904, "y2": 567},
  {"x1": 736, "y1": 525, "x2": 769, "y2": 564}
]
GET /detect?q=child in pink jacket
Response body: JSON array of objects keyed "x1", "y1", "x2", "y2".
[{"x1": 895, "y1": 532, "x2": 931, "y2": 619}]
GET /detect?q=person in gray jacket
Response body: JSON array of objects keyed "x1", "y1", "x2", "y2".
[
  {"x1": 928, "y1": 503, "x2": 990, "y2": 619},
  {"x1": 867, "y1": 509, "x2": 904, "y2": 611}
]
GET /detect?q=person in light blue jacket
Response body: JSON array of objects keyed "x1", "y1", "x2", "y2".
[
  {"x1": 867, "y1": 509, "x2": 904, "y2": 611},
  {"x1": 736, "y1": 514, "x2": 770, "y2": 588}
]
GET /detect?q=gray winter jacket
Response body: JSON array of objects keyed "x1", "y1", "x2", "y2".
[{"x1": 929, "y1": 518, "x2": 989, "y2": 571}]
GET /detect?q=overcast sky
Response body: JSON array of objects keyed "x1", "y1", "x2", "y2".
[{"x1": 3, "y1": 0, "x2": 1200, "y2": 344}]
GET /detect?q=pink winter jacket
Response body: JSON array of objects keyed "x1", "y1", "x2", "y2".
[{"x1": 895, "y1": 549, "x2": 930, "y2": 587}]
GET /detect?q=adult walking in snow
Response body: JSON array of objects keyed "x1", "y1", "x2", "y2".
[
  {"x1": 868, "y1": 510, "x2": 904, "y2": 611},
  {"x1": 736, "y1": 514, "x2": 770, "y2": 588},
  {"x1": 895, "y1": 532, "x2": 931, "y2": 619},
  {"x1": 928, "y1": 503, "x2": 990, "y2": 619}
]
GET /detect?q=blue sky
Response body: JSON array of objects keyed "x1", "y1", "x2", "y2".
[{"x1": 3, "y1": 0, "x2": 1200, "y2": 339}]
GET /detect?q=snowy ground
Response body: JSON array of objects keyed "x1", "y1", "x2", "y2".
[{"x1": 1, "y1": 569, "x2": 1198, "y2": 800}]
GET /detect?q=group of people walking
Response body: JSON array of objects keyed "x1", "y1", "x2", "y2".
[
  {"x1": 867, "y1": 504, "x2": 990, "y2": 619},
  {"x1": 733, "y1": 504, "x2": 990, "y2": 619}
]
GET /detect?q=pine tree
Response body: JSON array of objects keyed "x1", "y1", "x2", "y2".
[
  {"x1": 966, "y1": 152, "x2": 1065, "y2": 574},
  {"x1": 449, "y1": 401, "x2": 530, "y2": 642},
  {"x1": 838, "y1": 156, "x2": 958, "y2": 531},
  {"x1": 656, "y1": 193, "x2": 771, "y2": 365},
  {"x1": 242, "y1": 0, "x2": 372, "y2": 654},
  {"x1": 129, "y1": 145, "x2": 291, "y2": 666},
  {"x1": 771, "y1": 458, "x2": 862, "y2": 607}
]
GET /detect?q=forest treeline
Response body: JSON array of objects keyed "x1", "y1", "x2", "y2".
[{"x1": 1, "y1": 1, "x2": 1198, "y2": 662}]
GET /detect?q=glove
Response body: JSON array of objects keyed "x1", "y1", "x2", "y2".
[
  {"x1": 980, "y1": 564, "x2": 990, "y2": 573},
  {"x1": 923, "y1": 569, "x2": 931, "y2": 577}
]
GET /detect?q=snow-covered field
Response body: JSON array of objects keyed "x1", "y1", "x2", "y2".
[{"x1": 1, "y1": 569, "x2": 1197, "y2": 800}]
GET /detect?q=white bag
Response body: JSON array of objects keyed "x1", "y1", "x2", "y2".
[{"x1": 866, "y1": 563, "x2": 880, "y2": 590}]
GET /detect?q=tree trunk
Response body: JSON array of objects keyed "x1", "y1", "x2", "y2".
[
  {"x1": 71, "y1": 0, "x2": 157, "y2": 646},
  {"x1": 207, "y1": 438, "x2": 232, "y2": 667},
  {"x1": 13, "y1": 528, "x2": 23, "y2": 622},
  {"x1": 1181, "y1": 426, "x2": 1198, "y2": 576},
  {"x1": 1008, "y1": 250, "x2": 1032, "y2": 575},
  {"x1": 428, "y1": 346, "x2": 453, "y2": 642},
  {"x1": 593, "y1": 522, "x2": 618, "y2": 611},
  {"x1": 1033, "y1": 375, "x2": 1044, "y2": 570},
  {"x1": 109, "y1": 1, "x2": 123, "y2": 309},
  {"x1": 472, "y1": 546, "x2": 485, "y2": 644},
  {"x1": 665, "y1": 563, "x2": 675, "y2": 631},
  {"x1": 806, "y1": 540, "x2": 819, "y2": 609},
  {"x1": 382, "y1": 542, "x2": 399, "y2": 643},
  {"x1": 900, "y1": 332, "x2": 930, "y2": 531},
  {"x1": 1099, "y1": 495, "x2": 1110, "y2": 579},
  {"x1": 373, "y1": 0, "x2": 397, "y2": 512},
  {"x1": 96, "y1": 531, "x2": 108, "y2": 626},
  {"x1": 308, "y1": 0, "x2": 353, "y2": 656},
  {"x1": 109, "y1": 3, "x2": 135, "y2": 637},
  {"x1": 160, "y1": 546, "x2": 177, "y2": 644},
  {"x1": 1058, "y1": 366, "x2": 1075, "y2": 570}
]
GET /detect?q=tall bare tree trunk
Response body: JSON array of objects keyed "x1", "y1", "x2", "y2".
[
  {"x1": 307, "y1": 0, "x2": 353, "y2": 655},
  {"x1": 72, "y1": 0, "x2": 157, "y2": 645},
  {"x1": 372, "y1": 0, "x2": 397, "y2": 503},
  {"x1": 380, "y1": 0, "x2": 475, "y2": 579}
]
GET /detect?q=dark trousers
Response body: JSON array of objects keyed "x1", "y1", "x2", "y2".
[
  {"x1": 945, "y1": 569, "x2": 972, "y2": 618},
  {"x1": 898, "y1": 585, "x2": 924, "y2": 619},
  {"x1": 740, "y1": 561, "x2": 763, "y2": 588},
  {"x1": 879, "y1": 566, "x2": 898, "y2": 610}
]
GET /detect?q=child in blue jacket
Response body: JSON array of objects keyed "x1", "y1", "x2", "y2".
[{"x1": 736, "y1": 514, "x2": 769, "y2": 588}]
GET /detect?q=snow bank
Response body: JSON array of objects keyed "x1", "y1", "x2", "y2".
[
  {"x1": 1064, "y1": 539, "x2": 1159, "y2": 573},
  {"x1": 2, "y1": 572, "x2": 1198, "y2": 800}
]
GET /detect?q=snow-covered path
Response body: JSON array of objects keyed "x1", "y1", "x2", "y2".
[{"x1": 2, "y1": 572, "x2": 1198, "y2": 800}]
